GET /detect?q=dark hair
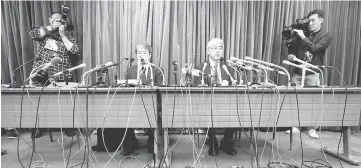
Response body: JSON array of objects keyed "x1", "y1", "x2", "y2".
[
  {"x1": 135, "y1": 42, "x2": 152, "y2": 54},
  {"x1": 307, "y1": 9, "x2": 324, "y2": 18}
]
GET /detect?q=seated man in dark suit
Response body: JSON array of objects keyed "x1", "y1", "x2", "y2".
[
  {"x1": 91, "y1": 43, "x2": 163, "y2": 155},
  {"x1": 185, "y1": 38, "x2": 237, "y2": 156},
  {"x1": 124, "y1": 42, "x2": 163, "y2": 155}
]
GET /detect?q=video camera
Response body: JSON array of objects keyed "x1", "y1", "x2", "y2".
[
  {"x1": 60, "y1": 4, "x2": 74, "y2": 31},
  {"x1": 282, "y1": 17, "x2": 310, "y2": 40}
]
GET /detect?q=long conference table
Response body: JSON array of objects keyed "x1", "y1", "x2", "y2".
[{"x1": 2, "y1": 86, "x2": 361, "y2": 166}]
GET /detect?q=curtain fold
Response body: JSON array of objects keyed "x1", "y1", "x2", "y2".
[{"x1": 2, "y1": 1, "x2": 360, "y2": 86}]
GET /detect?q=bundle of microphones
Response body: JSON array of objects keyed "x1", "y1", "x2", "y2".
[
  {"x1": 180, "y1": 54, "x2": 331, "y2": 87},
  {"x1": 11, "y1": 54, "x2": 332, "y2": 88},
  {"x1": 10, "y1": 56, "x2": 138, "y2": 87}
]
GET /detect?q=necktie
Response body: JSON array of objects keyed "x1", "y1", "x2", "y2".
[
  {"x1": 212, "y1": 65, "x2": 220, "y2": 86},
  {"x1": 141, "y1": 67, "x2": 147, "y2": 85},
  {"x1": 214, "y1": 66, "x2": 218, "y2": 82}
]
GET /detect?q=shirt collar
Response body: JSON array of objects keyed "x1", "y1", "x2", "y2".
[
  {"x1": 209, "y1": 59, "x2": 220, "y2": 69},
  {"x1": 310, "y1": 27, "x2": 322, "y2": 36}
]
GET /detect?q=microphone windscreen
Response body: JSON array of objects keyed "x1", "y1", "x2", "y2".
[
  {"x1": 229, "y1": 57, "x2": 238, "y2": 61},
  {"x1": 288, "y1": 54, "x2": 296, "y2": 61},
  {"x1": 172, "y1": 61, "x2": 178, "y2": 66},
  {"x1": 51, "y1": 57, "x2": 62, "y2": 65},
  {"x1": 203, "y1": 62, "x2": 208, "y2": 68},
  {"x1": 222, "y1": 65, "x2": 228, "y2": 72},
  {"x1": 104, "y1": 62, "x2": 114, "y2": 66}
]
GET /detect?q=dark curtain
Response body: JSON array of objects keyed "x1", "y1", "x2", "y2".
[{"x1": 1, "y1": 1, "x2": 360, "y2": 86}]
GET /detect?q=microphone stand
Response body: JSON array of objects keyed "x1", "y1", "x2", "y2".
[
  {"x1": 273, "y1": 69, "x2": 279, "y2": 86},
  {"x1": 64, "y1": 71, "x2": 69, "y2": 85},
  {"x1": 301, "y1": 64, "x2": 306, "y2": 88},
  {"x1": 250, "y1": 70, "x2": 261, "y2": 86},
  {"x1": 91, "y1": 69, "x2": 107, "y2": 87},
  {"x1": 125, "y1": 60, "x2": 133, "y2": 88},
  {"x1": 173, "y1": 66, "x2": 178, "y2": 86}
]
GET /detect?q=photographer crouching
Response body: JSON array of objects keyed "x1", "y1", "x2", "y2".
[
  {"x1": 27, "y1": 6, "x2": 79, "y2": 138},
  {"x1": 283, "y1": 9, "x2": 332, "y2": 138}
]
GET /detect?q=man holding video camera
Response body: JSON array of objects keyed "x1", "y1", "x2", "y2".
[{"x1": 284, "y1": 9, "x2": 332, "y2": 138}]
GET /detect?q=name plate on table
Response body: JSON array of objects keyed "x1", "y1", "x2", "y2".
[{"x1": 117, "y1": 79, "x2": 139, "y2": 86}]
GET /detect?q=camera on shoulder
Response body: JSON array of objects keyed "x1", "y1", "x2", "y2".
[{"x1": 282, "y1": 17, "x2": 310, "y2": 40}]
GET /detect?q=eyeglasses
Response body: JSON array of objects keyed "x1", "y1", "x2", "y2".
[{"x1": 209, "y1": 46, "x2": 224, "y2": 50}]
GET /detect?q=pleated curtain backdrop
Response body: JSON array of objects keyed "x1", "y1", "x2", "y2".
[{"x1": 1, "y1": 1, "x2": 360, "y2": 86}]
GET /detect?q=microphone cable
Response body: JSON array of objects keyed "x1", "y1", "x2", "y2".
[
  {"x1": 159, "y1": 87, "x2": 190, "y2": 168},
  {"x1": 267, "y1": 86, "x2": 286, "y2": 168},
  {"x1": 57, "y1": 87, "x2": 67, "y2": 168},
  {"x1": 118, "y1": 155, "x2": 140, "y2": 168},
  {"x1": 234, "y1": 74, "x2": 261, "y2": 168},
  {"x1": 184, "y1": 86, "x2": 196, "y2": 163},
  {"x1": 293, "y1": 86, "x2": 305, "y2": 168},
  {"x1": 68, "y1": 87, "x2": 101, "y2": 168},
  {"x1": 66, "y1": 87, "x2": 78, "y2": 168},
  {"x1": 79, "y1": 83, "x2": 90, "y2": 168},
  {"x1": 6, "y1": 86, "x2": 47, "y2": 168},
  {"x1": 191, "y1": 81, "x2": 209, "y2": 167},
  {"x1": 310, "y1": 70, "x2": 335, "y2": 168},
  {"x1": 330, "y1": 66, "x2": 347, "y2": 168},
  {"x1": 17, "y1": 84, "x2": 27, "y2": 168},
  {"x1": 137, "y1": 83, "x2": 161, "y2": 168},
  {"x1": 102, "y1": 85, "x2": 136, "y2": 168},
  {"x1": 187, "y1": 86, "x2": 201, "y2": 166},
  {"x1": 210, "y1": 85, "x2": 219, "y2": 168},
  {"x1": 243, "y1": 74, "x2": 261, "y2": 168},
  {"x1": 68, "y1": 84, "x2": 122, "y2": 166},
  {"x1": 28, "y1": 80, "x2": 49, "y2": 168},
  {"x1": 101, "y1": 86, "x2": 124, "y2": 164}
]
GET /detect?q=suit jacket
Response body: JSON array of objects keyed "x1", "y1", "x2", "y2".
[
  {"x1": 126, "y1": 64, "x2": 163, "y2": 86},
  {"x1": 193, "y1": 61, "x2": 237, "y2": 87}
]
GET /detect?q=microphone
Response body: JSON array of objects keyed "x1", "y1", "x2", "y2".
[
  {"x1": 26, "y1": 57, "x2": 62, "y2": 81},
  {"x1": 288, "y1": 54, "x2": 318, "y2": 69},
  {"x1": 52, "y1": 63, "x2": 86, "y2": 77},
  {"x1": 172, "y1": 61, "x2": 178, "y2": 71},
  {"x1": 282, "y1": 60, "x2": 318, "y2": 75},
  {"x1": 318, "y1": 65, "x2": 332, "y2": 69},
  {"x1": 244, "y1": 56, "x2": 276, "y2": 67},
  {"x1": 190, "y1": 69, "x2": 213, "y2": 77},
  {"x1": 226, "y1": 60, "x2": 253, "y2": 71},
  {"x1": 88, "y1": 62, "x2": 113, "y2": 72},
  {"x1": 98, "y1": 62, "x2": 119, "y2": 71},
  {"x1": 80, "y1": 62, "x2": 114, "y2": 86},
  {"x1": 230, "y1": 57, "x2": 286, "y2": 75},
  {"x1": 244, "y1": 56, "x2": 291, "y2": 85},
  {"x1": 201, "y1": 62, "x2": 208, "y2": 86},
  {"x1": 222, "y1": 65, "x2": 236, "y2": 85},
  {"x1": 230, "y1": 59, "x2": 262, "y2": 73},
  {"x1": 124, "y1": 58, "x2": 134, "y2": 62}
]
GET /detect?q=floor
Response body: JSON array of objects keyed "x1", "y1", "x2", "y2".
[{"x1": 1, "y1": 129, "x2": 361, "y2": 168}]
